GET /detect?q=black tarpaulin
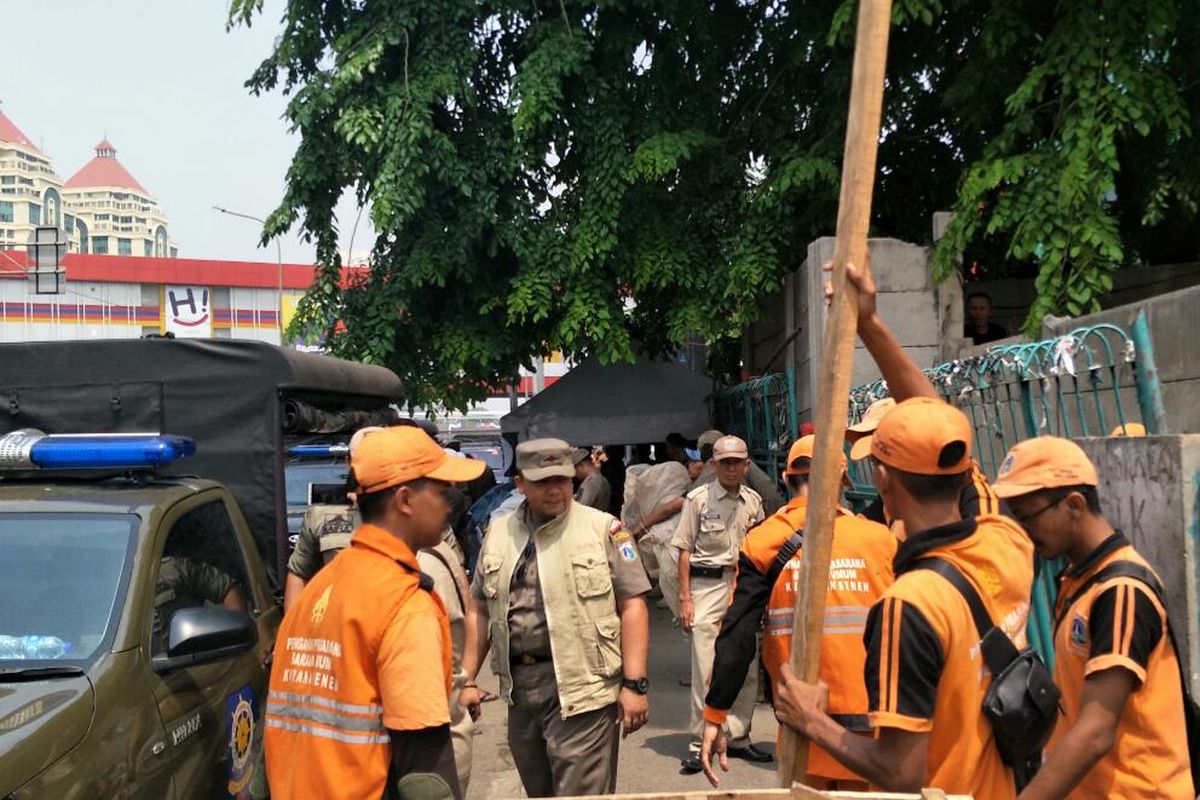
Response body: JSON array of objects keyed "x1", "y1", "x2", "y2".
[
  {"x1": 0, "y1": 339, "x2": 403, "y2": 583},
  {"x1": 500, "y1": 357, "x2": 713, "y2": 445}
]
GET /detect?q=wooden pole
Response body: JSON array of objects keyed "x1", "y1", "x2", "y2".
[{"x1": 777, "y1": 0, "x2": 894, "y2": 786}]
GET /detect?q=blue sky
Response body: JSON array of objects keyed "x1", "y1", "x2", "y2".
[{"x1": 1, "y1": 0, "x2": 373, "y2": 264}]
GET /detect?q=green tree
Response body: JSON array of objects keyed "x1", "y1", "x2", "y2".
[
  {"x1": 230, "y1": 0, "x2": 1197, "y2": 409},
  {"x1": 929, "y1": 0, "x2": 1199, "y2": 330}
]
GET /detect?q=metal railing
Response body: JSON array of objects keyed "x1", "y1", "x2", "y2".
[
  {"x1": 712, "y1": 311, "x2": 1166, "y2": 665},
  {"x1": 847, "y1": 316, "x2": 1160, "y2": 484},
  {"x1": 844, "y1": 310, "x2": 1165, "y2": 664},
  {"x1": 711, "y1": 367, "x2": 798, "y2": 481}
]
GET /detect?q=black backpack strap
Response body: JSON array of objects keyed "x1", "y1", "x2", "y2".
[
  {"x1": 911, "y1": 557, "x2": 1020, "y2": 675},
  {"x1": 1054, "y1": 561, "x2": 1164, "y2": 632},
  {"x1": 395, "y1": 557, "x2": 437, "y2": 593},
  {"x1": 767, "y1": 531, "x2": 804, "y2": 584}
]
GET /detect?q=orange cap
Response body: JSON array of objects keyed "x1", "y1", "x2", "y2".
[
  {"x1": 1109, "y1": 422, "x2": 1146, "y2": 438},
  {"x1": 991, "y1": 436, "x2": 1099, "y2": 499},
  {"x1": 868, "y1": 397, "x2": 972, "y2": 475},
  {"x1": 784, "y1": 435, "x2": 848, "y2": 477},
  {"x1": 352, "y1": 426, "x2": 485, "y2": 494}
]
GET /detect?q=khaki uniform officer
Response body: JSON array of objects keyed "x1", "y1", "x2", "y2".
[
  {"x1": 459, "y1": 438, "x2": 651, "y2": 798},
  {"x1": 672, "y1": 435, "x2": 768, "y2": 774},
  {"x1": 690, "y1": 429, "x2": 783, "y2": 514},
  {"x1": 283, "y1": 426, "x2": 382, "y2": 612}
]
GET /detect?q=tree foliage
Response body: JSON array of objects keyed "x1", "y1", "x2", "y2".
[{"x1": 230, "y1": 0, "x2": 1198, "y2": 409}]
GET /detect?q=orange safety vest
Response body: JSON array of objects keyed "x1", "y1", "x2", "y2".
[
  {"x1": 265, "y1": 524, "x2": 452, "y2": 799},
  {"x1": 749, "y1": 498, "x2": 896, "y2": 781}
]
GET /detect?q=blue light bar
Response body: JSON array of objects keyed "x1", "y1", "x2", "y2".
[
  {"x1": 0, "y1": 431, "x2": 197, "y2": 470},
  {"x1": 288, "y1": 444, "x2": 350, "y2": 458}
]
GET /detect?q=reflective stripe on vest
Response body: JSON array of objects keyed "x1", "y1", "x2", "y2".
[{"x1": 765, "y1": 604, "x2": 869, "y2": 637}]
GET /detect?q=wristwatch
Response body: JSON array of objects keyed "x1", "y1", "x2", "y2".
[{"x1": 621, "y1": 677, "x2": 649, "y2": 695}]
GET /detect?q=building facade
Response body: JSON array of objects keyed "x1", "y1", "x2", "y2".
[
  {"x1": 0, "y1": 251, "x2": 310, "y2": 344},
  {"x1": 62, "y1": 139, "x2": 176, "y2": 258},
  {"x1": 0, "y1": 107, "x2": 176, "y2": 256}
]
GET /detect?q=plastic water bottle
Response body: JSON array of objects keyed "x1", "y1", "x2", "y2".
[{"x1": 0, "y1": 635, "x2": 25, "y2": 660}]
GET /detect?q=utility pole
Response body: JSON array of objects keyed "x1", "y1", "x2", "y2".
[{"x1": 213, "y1": 206, "x2": 284, "y2": 340}]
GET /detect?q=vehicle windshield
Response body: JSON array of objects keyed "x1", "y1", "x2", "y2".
[
  {"x1": 285, "y1": 462, "x2": 350, "y2": 506},
  {"x1": 461, "y1": 444, "x2": 504, "y2": 472},
  {"x1": 0, "y1": 513, "x2": 136, "y2": 665}
]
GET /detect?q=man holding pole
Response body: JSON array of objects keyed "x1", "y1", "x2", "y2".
[{"x1": 773, "y1": 261, "x2": 1035, "y2": 799}]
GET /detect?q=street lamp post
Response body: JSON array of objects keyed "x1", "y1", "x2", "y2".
[{"x1": 213, "y1": 206, "x2": 284, "y2": 339}]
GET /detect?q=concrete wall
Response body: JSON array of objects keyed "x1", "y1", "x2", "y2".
[
  {"x1": 962, "y1": 260, "x2": 1200, "y2": 346},
  {"x1": 746, "y1": 236, "x2": 962, "y2": 423},
  {"x1": 1076, "y1": 435, "x2": 1200, "y2": 695},
  {"x1": 1044, "y1": 283, "x2": 1200, "y2": 435}
]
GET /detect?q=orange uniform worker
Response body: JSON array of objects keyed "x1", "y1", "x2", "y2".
[
  {"x1": 700, "y1": 434, "x2": 896, "y2": 789},
  {"x1": 265, "y1": 426, "x2": 486, "y2": 800},
  {"x1": 993, "y1": 437, "x2": 1193, "y2": 800},
  {"x1": 773, "y1": 256, "x2": 1034, "y2": 800}
]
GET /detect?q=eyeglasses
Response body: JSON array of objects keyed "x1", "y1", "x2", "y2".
[{"x1": 1011, "y1": 491, "x2": 1069, "y2": 526}]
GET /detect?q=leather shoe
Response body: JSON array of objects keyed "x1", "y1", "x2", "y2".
[
  {"x1": 679, "y1": 754, "x2": 703, "y2": 774},
  {"x1": 726, "y1": 744, "x2": 774, "y2": 763}
]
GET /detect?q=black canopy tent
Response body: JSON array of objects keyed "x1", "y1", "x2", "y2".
[
  {"x1": 500, "y1": 356, "x2": 713, "y2": 445},
  {"x1": 0, "y1": 338, "x2": 403, "y2": 584}
]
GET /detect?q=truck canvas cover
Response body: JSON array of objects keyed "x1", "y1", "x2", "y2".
[{"x1": 0, "y1": 339, "x2": 403, "y2": 582}]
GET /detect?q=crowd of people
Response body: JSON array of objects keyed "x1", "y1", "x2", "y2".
[{"x1": 261, "y1": 261, "x2": 1195, "y2": 800}]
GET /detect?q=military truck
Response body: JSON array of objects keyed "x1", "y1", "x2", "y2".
[
  {"x1": 0, "y1": 338, "x2": 404, "y2": 586},
  {"x1": 0, "y1": 431, "x2": 279, "y2": 798},
  {"x1": 0, "y1": 340, "x2": 404, "y2": 796}
]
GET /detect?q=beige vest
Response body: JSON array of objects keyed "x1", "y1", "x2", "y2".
[{"x1": 479, "y1": 501, "x2": 622, "y2": 718}]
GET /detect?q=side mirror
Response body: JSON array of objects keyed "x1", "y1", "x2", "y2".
[{"x1": 152, "y1": 606, "x2": 258, "y2": 672}]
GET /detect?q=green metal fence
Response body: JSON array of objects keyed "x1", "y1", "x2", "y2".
[
  {"x1": 714, "y1": 311, "x2": 1166, "y2": 666},
  {"x1": 848, "y1": 311, "x2": 1162, "y2": 483},
  {"x1": 711, "y1": 367, "x2": 798, "y2": 481},
  {"x1": 845, "y1": 310, "x2": 1165, "y2": 664}
]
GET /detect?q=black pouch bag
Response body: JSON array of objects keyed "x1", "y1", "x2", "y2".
[{"x1": 913, "y1": 558, "x2": 1061, "y2": 784}]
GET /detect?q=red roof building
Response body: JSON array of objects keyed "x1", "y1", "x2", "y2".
[
  {"x1": 64, "y1": 140, "x2": 150, "y2": 195},
  {"x1": 0, "y1": 108, "x2": 40, "y2": 155},
  {"x1": 61, "y1": 138, "x2": 175, "y2": 258}
]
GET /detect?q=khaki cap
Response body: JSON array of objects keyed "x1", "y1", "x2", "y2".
[
  {"x1": 992, "y1": 436, "x2": 1099, "y2": 499},
  {"x1": 349, "y1": 426, "x2": 384, "y2": 454},
  {"x1": 516, "y1": 438, "x2": 577, "y2": 480},
  {"x1": 847, "y1": 398, "x2": 897, "y2": 436},
  {"x1": 712, "y1": 435, "x2": 749, "y2": 461},
  {"x1": 697, "y1": 429, "x2": 724, "y2": 450},
  {"x1": 847, "y1": 398, "x2": 899, "y2": 461}
]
